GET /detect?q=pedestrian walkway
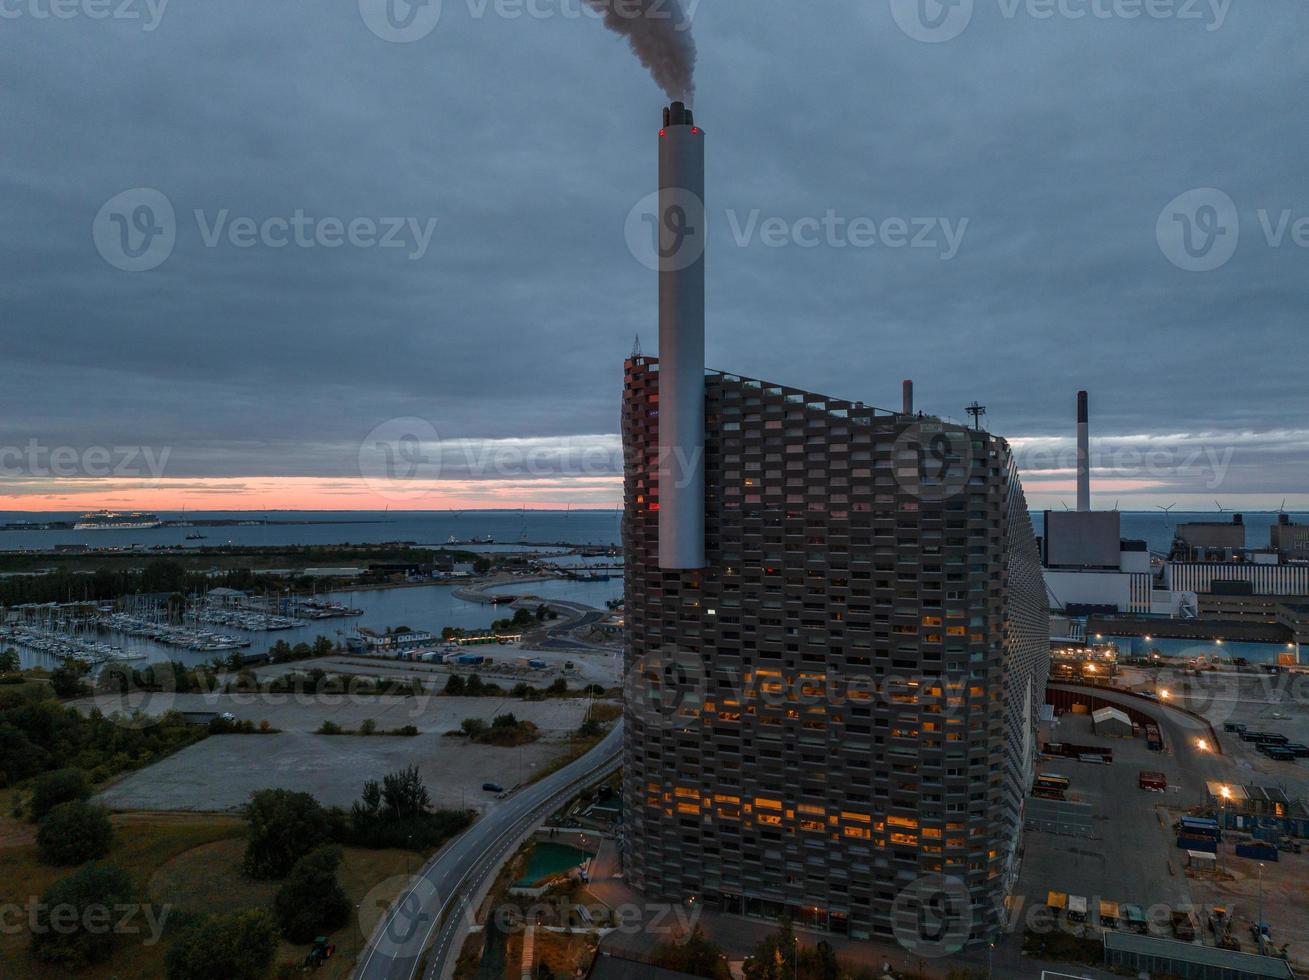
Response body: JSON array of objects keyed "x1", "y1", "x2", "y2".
[{"x1": 521, "y1": 923, "x2": 536, "y2": 980}]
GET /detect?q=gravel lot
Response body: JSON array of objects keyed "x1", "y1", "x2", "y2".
[{"x1": 94, "y1": 728, "x2": 582, "y2": 813}]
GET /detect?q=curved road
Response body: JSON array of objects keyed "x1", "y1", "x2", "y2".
[{"x1": 354, "y1": 724, "x2": 623, "y2": 980}]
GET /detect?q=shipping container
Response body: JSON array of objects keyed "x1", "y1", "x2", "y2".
[
  {"x1": 1235, "y1": 842, "x2": 1279, "y2": 861},
  {"x1": 1099, "y1": 900, "x2": 1120, "y2": 928},
  {"x1": 1139, "y1": 771, "x2": 1167, "y2": 791},
  {"x1": 1177, "y1": 834, "x2": 1218, "y2": 853},
  {"x1": 1068, "y1": 895, "x2": 1088, "y2": 923},
  {"x1": 1122, "y1": 904, "x2": 1148, "y2": 934}
]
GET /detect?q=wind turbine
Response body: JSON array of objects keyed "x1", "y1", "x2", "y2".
[{"x1": 1215, "y1": 501, "x2": 1227, "y2": 513}]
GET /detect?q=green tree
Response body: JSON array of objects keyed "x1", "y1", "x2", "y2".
[
  {"x1": 30, "y1": 862, "x2": 137, "y2": 967},
  {"x1": 312, "y1": 635, "x2": 334, "y2": 657},
  {"x1": 381, "y1": 765, "x2": 431, "y2": 820},
  {"x1": 273, "y1": 845, "x2": 351, "y2": 942},
  {"x1": 444, "y1": 674, "x2": 466, "y2": 696},
  {"x1": 492, "y1": 712, "x2": 518, "y2": 729},
  {"x1": 0, "y1": 647, "x2": 19, "y2": 673},
  {"x1": 37, "y1": 800, "x2": 113, "y2": 865},
  {"x1": 460, "y1": 717, "x2": 488, "y2": 738},
  {"x1": 29, "y1": 767, "x2": 91, "y2": 821},
  {"x1": 241, "y1": 789, "x2": 335, "y2": 880},
  {"x1": 742, "y1": 918, "x2": 797, "y2": 980},
  {"x1": 164, "y1": 907, "x2": 279, "y2": 980}
]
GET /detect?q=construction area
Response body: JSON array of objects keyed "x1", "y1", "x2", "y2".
[{"x1": 1013, "y1": 686, "x2": 1309, "y2": 976}]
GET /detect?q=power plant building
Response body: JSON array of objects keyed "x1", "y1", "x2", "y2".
[{"x1": 620, "y1": 102, "x2": 1049, "y2": 947}]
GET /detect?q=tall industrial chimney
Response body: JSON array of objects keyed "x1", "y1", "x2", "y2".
[
  {"x1": 657, "y1": 101, "x2": 706, "y2": 569},
  {"x1": 1076, "y1": 390, "x2": 1091, "y2": 512},
  {"x1": 902, "y1": 380, "x2": 914, "y2": 416}
]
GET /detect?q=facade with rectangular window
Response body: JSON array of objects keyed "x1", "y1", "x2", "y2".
[{"x1": 620, "y1": 357, "x2": 1049, "y2": 946}]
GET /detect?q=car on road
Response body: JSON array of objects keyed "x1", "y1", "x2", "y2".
[{"x1": 482, "y1": 782, "x2": 505, "y2": 793}]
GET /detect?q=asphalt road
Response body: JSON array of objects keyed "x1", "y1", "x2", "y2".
[{"x1": 353, "y1": 723, "x2": 623, "y2": 980}]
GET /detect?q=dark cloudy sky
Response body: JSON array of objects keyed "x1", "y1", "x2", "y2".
[{"x1": 2, "y1": 0, "x2": 1306, "y2": 510}]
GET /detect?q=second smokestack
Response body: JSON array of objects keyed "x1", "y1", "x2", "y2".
[
  {"x1": 1077, "y1": 390, "x2": 1090, "y2": 512},
  {"x1": 902, "y1": 380, "x2": 914, "y2": 416}
]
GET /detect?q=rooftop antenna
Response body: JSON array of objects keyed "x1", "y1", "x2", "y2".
[
  {"x1": 631, "y1": 333, "x2": 643, "y2": 359},
  {"x1": 965, "y1": 402, "x2": 987, "y2": 431}
]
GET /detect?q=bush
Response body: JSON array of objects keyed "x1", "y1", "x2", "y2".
[
  {"x1": 165, "y1": 907, "x2": 279, "y2": 980},
  {"x1": 29, "y1": 767, "x2": 92, "y2": 821},
  {"x1": 0, "y1": 647, "x2": 19, "y2": 673},
  {"x1": 652, "y1": 927, "x2": 731, "y2": 980},
  {"x1": 241, "y1": 789, "x2": 336, "y2": 880},
  {"x1": 347, "y1": 767, "x2": 472, "y2": 850},
  {"x1": 359, "y1": 718, "x2": 376, "y2": 736},
  {"x1": 37, "y1": 800, "x2": 113, "y2": 865},
  {"x1": 30, "y1": 862, "x2": 137, "y2": 967},
  {"x1": 460, "y1": 717, "x2": 487, "y2": 738},
  {"x1": 444, "y1": 674, "x2": 466, "y2": 696},
  {"x1": 316, "y1": 720, "x2": 342, "y2": 735},
  {"x1": 273, "y1": 846, "x2": 351, "y2": 942},
  {"x1": 50, "y1": 663, "x2": 88, "y2": 699}
]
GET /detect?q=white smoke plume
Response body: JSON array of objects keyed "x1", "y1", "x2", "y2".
[{"x1": 586, "y1": 0, "x2": 697, "y2": 104}]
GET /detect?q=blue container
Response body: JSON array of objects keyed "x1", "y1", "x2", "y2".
[
  {"x1": 1177, "y1": 835, "x2": 1218, "y2": 853},
  {"x1": 1235, "y1": 842, "x2": 1279, "y2": 861}
]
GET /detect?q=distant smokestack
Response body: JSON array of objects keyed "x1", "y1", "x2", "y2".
[
  {"x1": 902, "y1": 380, "x2": 914, "y2": 416},
  {"x1": 657, "y1": 101, "x2": 706, "y2": 570},
  {"x1": 1077, "y1": 390, "x2": 1090, "y2": 512}
]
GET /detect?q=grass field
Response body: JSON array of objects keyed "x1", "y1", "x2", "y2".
[{"x1": 0, "y1": 790, "x2": 447, "y2": 979}]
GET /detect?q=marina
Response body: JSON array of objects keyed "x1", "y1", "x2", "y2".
[{"x1": 1, "y1": 575, "x2": 622, "y2": 673}]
